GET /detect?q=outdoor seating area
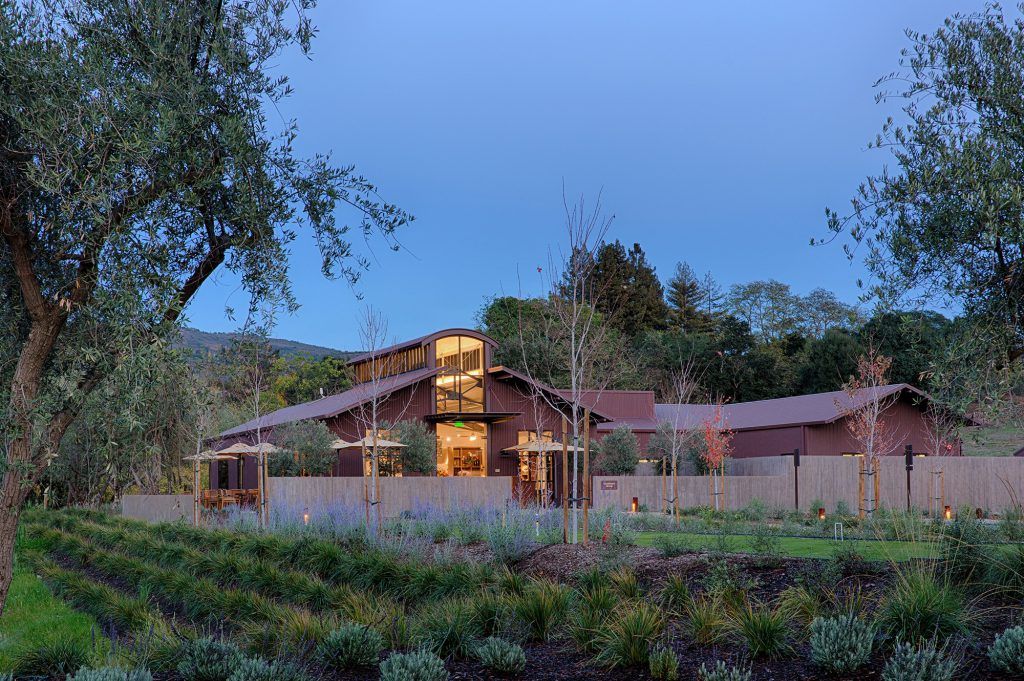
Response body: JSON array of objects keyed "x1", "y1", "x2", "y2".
[{"x1": 199, "y1": 488, "x2": 259, "y2": 510}]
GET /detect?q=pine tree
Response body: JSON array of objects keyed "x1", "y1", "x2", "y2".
[
  {"x1": 666, "y1": 262, "x2": 702, "y2": 332},
  {"x1": 590, "y1": 241, "x2": 668, "y2": 334},
  {"x1": 696, "y1": 272, "x2": 724, "y2": 325}
]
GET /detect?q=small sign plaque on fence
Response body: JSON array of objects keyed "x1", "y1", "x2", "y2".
[{"x1": 600, "y1": 480, "x2": 618, "y2": 491}]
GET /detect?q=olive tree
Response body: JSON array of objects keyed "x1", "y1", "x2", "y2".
[
  {"x1": 0, "y1": 0, "x2": 410, "y2": 610},
  {"x1": 593, "y1": 426, "x2": 640, "y2": 475},
  {"x1": 824, "y1": 4, "x2": 1024, "y2": 411}
]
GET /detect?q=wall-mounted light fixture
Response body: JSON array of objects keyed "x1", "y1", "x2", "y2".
[
  {"x1": 302, "y1": 507, "x2": 310, "y2": 526},
  {"x1": 631, "y1": 497, "x2": 639, "y2": 513},
  {"x1": 818, "y1": 507, "x2": 826, "y2": 521},
  {"x1": 944, "y1": 505, "x2": 952, "y2": 520}
]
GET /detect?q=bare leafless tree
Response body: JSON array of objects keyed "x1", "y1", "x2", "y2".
[
  {"x1": 352, "y1": 307, "x2": 416, "y2": 530},
  {"x1": 656, "y1": 359, "x2": 704, "y2": 518},
  {"x1": 511, "y1": 190, "x2": 629, "y2": 543}
]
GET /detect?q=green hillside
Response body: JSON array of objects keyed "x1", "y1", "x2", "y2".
[{"x1": 176, "y1": 327, "x2": 352, "y2": 361}]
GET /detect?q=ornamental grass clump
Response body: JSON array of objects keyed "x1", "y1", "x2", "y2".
[
  {"x1": 648, "y1": 644, "x2": 679, "y2": 680},
  {"x1": 660, "y1": 574, "x2": 691, "y2": 613},
  {"x1": 683, "y1": 596, "x2": 728, "y2": 646},
  {"x1": 66, "y1": 668, "x2": 153, "y2": 681},
  {"x1": 593, "y1": 602, "x2": 665, "y2": 668},
  {"x1": 316, "y1": 624, "x2": 385, "y2": 670},
  {"x1": 729, "y1": 601, "x2": 792, "y2": 659},
  {"x1": 881, "y1": 641, "x2": 958, "y2": 681},
  {"x1": 809, "y1": 614, "x2": 875, "y2": 673},
  {"x1": 877, "y1": 568, "x2": 971, "y2": 643},
  {"x1": 176, "y1": 637, "x2": 246, "y2": 681},
  {"x1": 697, "y1": 660, "x2": 752, "y2": 681},
  {"x1": 379, "y1": 650, "x2": 449, "y2": 681},
  {"x1": 473, "y1": 637, "x2": 526, "y2": 675},
  {"x1": 989, "y1": 625, "x2": 1024, "y2": 677},
  {"x1": 510, "y1": 580, "x2": 572, "y2": 642},
  {"x1": 414, "y1": 598, "x2": 481, "y2": 659},
  {"x1": 11, "y1": 638, "x2": 91, "y2": 679}
]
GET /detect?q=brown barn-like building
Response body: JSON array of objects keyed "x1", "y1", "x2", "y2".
[{"x1": 213, "y1": 327, "x2": 954, "y2": 494}]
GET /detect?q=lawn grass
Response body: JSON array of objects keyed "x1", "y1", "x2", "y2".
[
  {"x1": 0, "y1": 536, "x2": 108, "y2": 671},
  {"x1": 634, "y1": 531, "x2": 941, "y2": 561}
]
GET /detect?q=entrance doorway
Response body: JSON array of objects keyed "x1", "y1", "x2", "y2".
[{"x1": 436, "y1": 422, "x2": 487, "y2": 476}]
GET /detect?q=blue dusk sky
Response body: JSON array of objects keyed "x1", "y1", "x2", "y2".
[{"x1": 185, "y1": 1, "x2": 992, "y2": 350}]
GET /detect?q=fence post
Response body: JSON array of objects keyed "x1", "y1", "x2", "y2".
[
  {"x1": 562, "y1": 416, "x2": 569, "y2": 545},
  {"x1": 582, "y1": 409, "x2": 590, "y2": 545},
  {"x1": 904, "y1": 444, "x2": 913, "y2": 512}
]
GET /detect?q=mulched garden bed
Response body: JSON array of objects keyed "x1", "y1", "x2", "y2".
[{"x1": 36, "y1": 539, "x2": 1023, "y2": 681}]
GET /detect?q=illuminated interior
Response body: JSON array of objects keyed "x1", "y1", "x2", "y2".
[
  {"x1": 436, "y1": 422, "x2": 487, "y2": 476},
  {"x1": 517, "y1": 430, "x2": 555, "y2": 505},
  {"x1": 435, "y1": 335, "x2": 485, "y2": 413}
]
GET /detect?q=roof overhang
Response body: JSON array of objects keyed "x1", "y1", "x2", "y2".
[
  {"x1": 425, "y1": 412, "x2": 520, "y2": 424},
  {"x1": 487, "y1": 365, "x2": 615, "y2": 423}
]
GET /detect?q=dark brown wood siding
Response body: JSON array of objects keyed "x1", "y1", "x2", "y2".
[{"x1": 804, "y1": 397, "x2": 952, "y2": 456}]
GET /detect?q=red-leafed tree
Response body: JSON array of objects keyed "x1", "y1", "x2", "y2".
[
  {"x1": 839, "y1": 348, "x2": 903, "y2": 514},
  {"x1": 702, "y1": 403, "x2": 733, "y2": 511}
]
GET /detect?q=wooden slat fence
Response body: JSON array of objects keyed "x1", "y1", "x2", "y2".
[{"x1": 268, "y1": 476, "x2": 515, "y2": 518}]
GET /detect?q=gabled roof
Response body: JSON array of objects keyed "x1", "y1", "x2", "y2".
[
  {"x1": 218, "y1": 366, "x2": 442, "y2": 438},
  {"x1": 652, "y1": 384, "x2": 925, "y2": 432},
  {"x1": 487, "y1": 365, "x2": 616, "y2": 422},
  {"x1": 347, "y1": 328, "x2": 497, "y2": 365},
  {"x1": 554, "y1": 390, "x2": 656, "y2": 420}
]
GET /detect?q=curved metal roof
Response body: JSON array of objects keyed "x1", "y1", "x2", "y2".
[{"x1": 347, "y1": 328, "x2": 498, "y2": 365}]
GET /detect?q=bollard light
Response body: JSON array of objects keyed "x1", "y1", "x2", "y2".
[
  {"x1": 302, "y1": 507, "x2": 310, "y2": 526},
  {"x1": 818, "y1": 507, "x2": 826, "y2": 521},
  {"x1": 631, "y1": 497, "x2": 639, "y2": 513},
  {"x1": 944, "y1": 505, "x2": 952, "y2": 520}
]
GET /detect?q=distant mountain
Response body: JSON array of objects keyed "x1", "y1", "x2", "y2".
[{"x1": 176, "y1": 327, "x2": 353, "y2": 361}]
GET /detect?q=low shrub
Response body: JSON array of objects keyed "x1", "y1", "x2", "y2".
[
  {"x1": 701, "y1": 561, "x2": 752, "y2": 610},
  {"x1": 729, "y1": 602, "x2": 792, "y2": 659},
  {"x1": 697, "y1": 660, "x2": 752, "y2": 681},
  {"x1": 881, "y1": 641, "x2": 958, "y2": 681},
  {"x1": 66, "y1": 668, "x2": 153, "y2": 681},
  {"x1": 877, "y1": 569, "x2": 970, "y2": 643},
  {"x1": 653, "y1": 534, "x2": 691, "y2": 558},
  {"x1": 510, "y1": 580, "x2": 572, "y2": 642},
  {"x1": 226, "y1": 658, "x2": 308, "y2": 681},
  {"x1": 317, "y1": 624, "x2": 385, "y2": 670},
  {"x1": 809, "y1": 614, "x2": 874, "y2": 673},
  {"x1": 379, "y1": 650, "x2": 449, "y2": 681},
  {"x1": 474, "y1": 637, "x2": 526, "y2": 675},
  {"x1": 648, "y1": 644, "x2": 679, "y2": 680},
  {"x1": 749, "y1": 522, "x2": 781, "y2": 563},
  {"x1": 11, "y1": 638, "x2": 91, "y2": 679},
  {"x1": 593, "y1": 602, "x2": 665, "y2": 668},
  {"x1": 989, "y1": 625, "x2": 1024, "y2": 677},
  {"x1": 830, "y1": 541, "x2": 869, "y2": 577},
  {"x1": 176, "y1": 637, "x2": 246, "y2": 681},
  {"x1": 486, "y1": 524, "x2": 534, "y2": 566}
]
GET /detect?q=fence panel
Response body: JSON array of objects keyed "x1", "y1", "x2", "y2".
[
  {"x1": 121, "y1": 494, "x2": 191, "y2": 523},
  {"x1": 268, "y1": 476, "x2": 515, "y2": 519}
]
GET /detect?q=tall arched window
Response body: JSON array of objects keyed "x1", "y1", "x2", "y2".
[{"x1": 434, "y1": 335, "x2": 485, "y2": 413}]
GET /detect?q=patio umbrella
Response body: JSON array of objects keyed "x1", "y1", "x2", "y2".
[
  {"x1": 332, "y1": 436, "x2": 407, "y2": 449},
  {"x1": 502, "y1": 438, "x2": 582, "y2": 453}
]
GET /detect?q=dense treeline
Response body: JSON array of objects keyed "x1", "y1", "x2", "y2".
[{"x1": 480, "y1": 240, "x2": 956, "y2": 402}]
